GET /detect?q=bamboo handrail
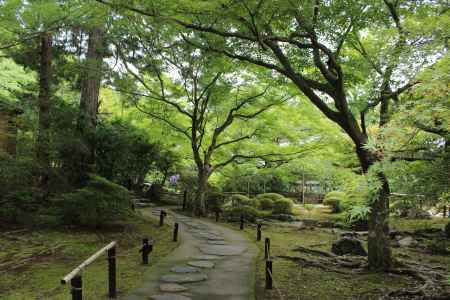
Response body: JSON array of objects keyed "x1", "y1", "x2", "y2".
[{"x1": 61, "y1": 241, "x2": 117, "y2": 284}]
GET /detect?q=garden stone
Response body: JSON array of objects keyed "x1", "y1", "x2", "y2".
[
  {"x1": 170, "y1": 266, "x2": 199, "y2": 273},
  {"x1": 199, "y1": 245, "x2": 247, "y2": 256},
  {"x1": 160, "y1": 273, "x2": 208, "y2": 283},
  {"x1": 331, "y1": 237, "x2": 367, "y2": 256},
  {"x1": 207, "y1": 240, "x2": 226, "y2": 245},
  {"x1": 150, "y1": 294, "x2": 192, "y2": 300},
  {"x1": 397, "y1": 236, "x2": 418, "y2": 247},
  {"x1": 187, "y1": 260, "x2": 215, "y2": 268},
  {"x1": 193, "y1": 254, "x2": 222, "y2": 260},
  {"x1": 159, "y1": 283, "x2": 189, "y2": 292}
]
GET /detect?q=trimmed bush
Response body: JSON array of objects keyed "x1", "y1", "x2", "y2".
[
  {"x1": 272, "y1": 198, "x2": 293, "y2": 214},
  {"x1": 258, "y1": 198, "x2": 274, "y2": 210},
  {"x1": 223, "y1": 205, "x2": 260, "y2": 222},
  {"x1": 60, "y1": 175, "x2": 132, "y2": 227},
  {"x1": 230, "y1": 194, "x2": 255, "y2": 207},
  {"x1": 256, "y1": 193, "x2": 285, "y2": 202},
  {"x1": 323, "y1": 191, "x2": 345, "y2": 213}
]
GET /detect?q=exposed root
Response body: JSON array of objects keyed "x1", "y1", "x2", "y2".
[{"x1": 282, "y1": 245, "x2": 450, "y2": 300}]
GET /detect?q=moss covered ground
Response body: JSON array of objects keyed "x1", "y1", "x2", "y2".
[
  {"x1": 0, "y1": 212, "x2": 178, "y2": 300},
  {"x1": 218, "y1": 204, "x2": 450, "y2": 300}
]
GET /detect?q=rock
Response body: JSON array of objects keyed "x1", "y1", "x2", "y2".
[
  {"x1": 407, "y1": 208, "x2": 431, "y2": 219},
  {"x1": 207, "y1": 240, "x2": 226, "y2": 245},
  {"x1": 159, "y1": 283, "x2": 189, "y2": 292},
  {"x1": 170, "y1": 266, "x2": 199, "y2": 273},
  {"x1": 445, "y1": 222, "x2": 450, "y2": 238},
  {"x1": 331, "y1": 237, "x2": 367, "y2": 256},
  {"x1": 192, "y1": 254, "x2": 222, "y2": 260},
  {"x1": 160, "y1": 273, "x2": 208, "y2": 283},
  {"x1": 150, "y1": 294, "x2": 192, "y2": 300},
  {"x1": 396, "y1": 236, "x2": 418, "y2": 247},
  {"x1": 187, "y1": 260, "x2": 215, "y2": 268},
  {"x1": 199, "y1": 245, "x2": 247, "y2": 256}
]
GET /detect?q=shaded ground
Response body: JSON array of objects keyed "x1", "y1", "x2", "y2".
[
  {"x1": 0, "y1": 213, "x2": 177, "y2": 300},
  {"x1": 124, "y1": 207, "x2": 257, "y2": 300},
  {"x1": 217, "y1": 205, "x2": 450, "y2": 300}
]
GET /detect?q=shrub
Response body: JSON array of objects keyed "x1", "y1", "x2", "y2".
[
  {"x1": 230, "y1": 194, "x2": 254, "y2": 207},
  {"x1": 223, "y1": 205, "x2": 260, "y2": 222},
  {"x1": 323, "y1": 191, "x2": 345, "y2": 213},
  {"x1": 272, "y1": 198, "x2": 294, "y2": 214},
  {"x1": 256, "y1": 193, "x2": 285, "y2": 202},
  {"x1": 258, "y1": 198, "x2": 274, "y2": 210},
  {"x1": 60, "y1": 175, "x2": 132, "y2": 227}
]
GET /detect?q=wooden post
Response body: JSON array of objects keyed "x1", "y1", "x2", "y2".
[
  {"x1": 257, "y1": 224, "x2": 262, "y2": 241},
  {"x1": 173, "y1": 223, "x2": 179, "y2": 242},
  {"x1": 265, "y1": 260, "x2": 273, "y2": 289},
  {"x1": 107, "y1": 247, "x2": 116, "y2": 298},
  {"x1": 264, "y1": 238, "x2": 270, "y2": 259},
  {"x1": 443, "y1": 205, "x2": 447, "y2": 217},
  {"x1": 182, "y1": 190, "x2": 187, "y2": 210},
  {"x1": 159, "y1": 210, "x2": 166, "y2": 227},
  {"x1": 142, "y1": 238, "x2": 152, "y2": 265},
  {"x1": 240, "y1": 215, "x2": 244, "y2": 230},
  {"x1": 71, "y1": 274, "x2": 82, "y2": 300},
  {"x1": 215, "y1": 211, "x2": 220, "y2": 222}
]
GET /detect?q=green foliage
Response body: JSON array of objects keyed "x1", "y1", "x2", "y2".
[
  {"x1": 272, "y1": 198, "x2": 294, "y2": 215},
  {"x1": 223, "y1": 205, "x2": 260, "y2": 222},
  {"x1": 96, "y1": 119, "x2": 164, "y2": 189},
  {"x1": 229, "y1": 194, "x2": 254, "y2": 207},
  {"x1": 323, "y1": 191, "x2": 345, "y2": 213},
  {"x1": 346, "y1": 205, "x2": 371, "y2": 226},
  {"x1": 258, "y1": 198, "x2": 274, "y2": 210},
  {"x1": 60, "y1": 175, "x2": 132, "y2": 227}
]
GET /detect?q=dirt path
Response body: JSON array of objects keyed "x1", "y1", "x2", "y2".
[{"x1": 122, "y1": 207, "x2": 257, "y2": 300}]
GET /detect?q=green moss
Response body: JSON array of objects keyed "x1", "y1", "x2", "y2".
[{"x1": 0, "y1": 212, "x2": 178, "y2": 300}]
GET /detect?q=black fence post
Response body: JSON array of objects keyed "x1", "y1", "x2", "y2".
[
  {"x1": 107, "y1": 247, "x2": 116, "y2": 298},
  {"x1": 142, "y1": 238, "x2": 152, "y2": 265},
  {"x1": 444, "y1": 205, "x2": 447, "y2": 217},
  {"x1": 265, "y1": 260, "x2": 273, "y2": 290},
  {"x1": 264, "y1": 237, "x2": 270, "y2": 259},
  {"x1": 183, "y1": 190, "x2": 187, "y2": 210},
  {"x1": 71, "y1": 274, "x2": 82, "y2": 300},
  {"x1": 159, "y1": 210, "x2": 166, "y2": 227},
  {"x1": 257, "y1": 224, "x2": 262, "y2": 241},
  {"x1": 240, "y1": 215, "x2": 244, "y2": 230},
  {"x1": 173, "y1": 223, "x2": 179, "y2": 242},
  {"x1": 215, "y1": 211, "x2": 219, "y2": 222}
]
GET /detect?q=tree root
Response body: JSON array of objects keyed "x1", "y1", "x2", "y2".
[{"x1": 282, "y1": 245, "x2": 450, "y2": 300}]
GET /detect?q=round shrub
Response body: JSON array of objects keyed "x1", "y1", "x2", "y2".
[
  {"x1": 60, "y1": 175, "x2": 132, "y2": 227},
  {"x1": 230, "y1": 194, "x2": 255, "y2": 207},
  {"x1": 272, "y1": 198, "x2": 293, "y2": 214},
  {"x1": 223, "y1": 205, "x2": 260, "y2": 222},
  {"x1": 256, "y1": 193, "x2": 285, "y2": 202},
  {"x1": 323, "y1": 191, "x2": 345, "y2": 213},
  {"x1": 258, "y1": 198, "x2": 274, "y2": 210}
]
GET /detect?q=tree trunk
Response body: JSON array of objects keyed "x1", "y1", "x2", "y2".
[
  {"x1": 356, "y1": 145, "x2": 392, "y2": 271},
  {"x1": 77, "y1": 26, "x2": 105, "y2": 184},
  {"x1": 37, "y1": 32, "x2": 53, "y2": 192},
  {"x1": 194, "y1": 170, "x2": 208, "y2": 216}
]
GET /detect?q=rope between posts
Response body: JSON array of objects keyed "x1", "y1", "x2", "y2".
[{"x1": 267, "y1": 267, "x2": 285, "y2": 300}]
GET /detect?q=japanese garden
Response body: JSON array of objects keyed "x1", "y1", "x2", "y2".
[{"x1": 0, "y1": 0, "x2": 449, "y2": 299}]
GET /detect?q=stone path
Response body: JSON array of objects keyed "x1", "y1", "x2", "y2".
[{"x1": 122, "y1": 208, "x2": 257, "y2": 300}]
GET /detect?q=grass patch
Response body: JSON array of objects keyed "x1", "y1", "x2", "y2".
[{"x1": 0, "y1": 210, "x2": 178, "y2": 300}]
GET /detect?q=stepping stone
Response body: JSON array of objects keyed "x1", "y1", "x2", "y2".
[
  {"x1": 187, "y1": 260, "x2": 215, "y2": 268},
  {"x1": 199, "y1": 245, "x2": 247, "y2": 256},
  {"x1": 207, "y1": 240, "x2": 226, "y2": 245},
  {"x1": 171, "y1": 266, "x2": 199, "y2": 273},
  {"x1": 193, "y1": 254, "x2": 222, "y2": 260},
  {"x1": 207, "y1": 236, "x2": 224, "y2": 241},
  {"x1": 150, "y1": 294, "x2": 192, "y2": 300},
  {"x1": 159, "y1": 283, "x2": 189, "y2": 293},
  {"x1": 160, "y1": 273, "x2": 208, "y2": 283}
]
